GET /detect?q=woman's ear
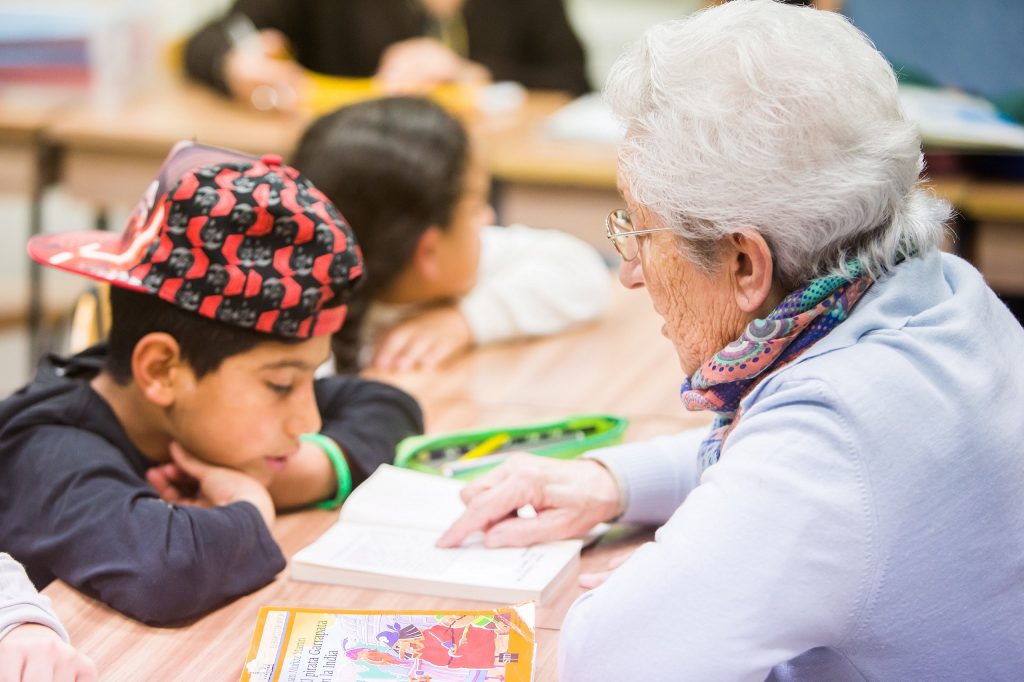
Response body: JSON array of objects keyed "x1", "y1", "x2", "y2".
[
  {"x1": 131, "y1": 333, "x2": 186, "y2": 407},
  {"x1": 728, "y1": 230, "x2": 776, "y2": 314}
]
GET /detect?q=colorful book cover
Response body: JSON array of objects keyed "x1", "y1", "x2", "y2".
[{"x1": 240, "y1": 605, "x2": 535, "y2": 682}]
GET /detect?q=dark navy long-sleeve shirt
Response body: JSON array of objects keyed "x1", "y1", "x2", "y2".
[{"x1": 0, "y1": 344, "x2": 423, "y2": 625}]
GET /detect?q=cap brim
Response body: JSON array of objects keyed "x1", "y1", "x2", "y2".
[{"x1": 27, "y1": 231, "x2": 150, "y2": 292}]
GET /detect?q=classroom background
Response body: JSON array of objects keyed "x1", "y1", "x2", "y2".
[{"x1": 1, "y1": 0, "x2": 1022, "y2": 397}]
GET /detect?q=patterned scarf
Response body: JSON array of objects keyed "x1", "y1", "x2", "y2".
[{"x1": 681, "y1": 260, "x2": 873, "y2": 474}]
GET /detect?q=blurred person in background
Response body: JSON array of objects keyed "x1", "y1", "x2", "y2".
[{"x1": 185, "y1": 0, "x2": 589, "y2": 111}]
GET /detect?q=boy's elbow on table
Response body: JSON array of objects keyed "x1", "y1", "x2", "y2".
[{"x1": 94, "y1": 548, "x2": 280, "y2": 626}]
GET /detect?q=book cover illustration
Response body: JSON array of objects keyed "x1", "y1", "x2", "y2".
[{"x1": 240, "y1": 605, "x2": 535, "y2": 682}]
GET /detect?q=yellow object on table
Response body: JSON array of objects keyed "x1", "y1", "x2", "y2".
[
  {"x1": 302, "y1": 72, "x2": 479, "y2": 116},
  {"x1": 457, "y1": 432, "x2": 511, "y2": 462}
]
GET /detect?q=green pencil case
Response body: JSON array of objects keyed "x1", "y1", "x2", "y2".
[{"x1": 393, "y1": 413, "x2": 629, "y2": 480}]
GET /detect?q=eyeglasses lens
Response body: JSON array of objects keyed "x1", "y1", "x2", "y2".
[{"x1": 607, "y1": 209, "x2": 637, "y2": 260}]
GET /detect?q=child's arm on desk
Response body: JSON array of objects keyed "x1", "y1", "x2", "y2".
[
  {"x1": 266, "y1": 439, "x2": 337, "y2": 510},
  {"x1": 268, "y1": 375, "x2": 424, "y2": 510},
  {"x1": 0, "y1": 429, "x2": 286, "y2": 626}
]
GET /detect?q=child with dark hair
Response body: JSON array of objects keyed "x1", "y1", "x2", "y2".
[
  {"x1": 292, "y1": 96, "x2": 611, "y2": 373},
  {"x1": 0, "y1": 143, "x2": 423, "y2": 626}
]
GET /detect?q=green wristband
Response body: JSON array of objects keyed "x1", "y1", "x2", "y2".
[{"x1": 301, "y1": 433, "x2": 352, "y2": 510}]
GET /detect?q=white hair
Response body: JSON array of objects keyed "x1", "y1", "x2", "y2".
[{"x1": 604, "y1": 0, "x2": 951, "y2": 287}]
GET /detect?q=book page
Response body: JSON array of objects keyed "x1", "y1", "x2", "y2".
[
  {"x1": 295, "y1": 521, "x2": 583, "y2": 593},
  {"x1": 340, "y1": 464, "x2": 468, "y2": 532}
]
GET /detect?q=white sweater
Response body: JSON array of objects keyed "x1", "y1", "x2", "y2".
[
  {"x1": 566, "y1": 251, "x2": 1024, "y2": 681},
  {"x1": 0, "y1": 553, "x2": 68, "y2": 643},
  {"x1": 362, "y1": 225, "x2": 611, "y2": 353}
]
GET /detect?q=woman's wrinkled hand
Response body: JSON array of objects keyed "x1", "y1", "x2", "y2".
[{"x1": 436, "y1": 454, "x2": 623, "y2": 548}]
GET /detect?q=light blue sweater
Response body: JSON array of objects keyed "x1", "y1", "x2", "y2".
[{"x1": 566, "y1": 251, "x2": 1024, "y2": 681}]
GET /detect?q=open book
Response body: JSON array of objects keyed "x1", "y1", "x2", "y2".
[{"x1": 291, "y1": 465, "x2": 584, "y2": 603}]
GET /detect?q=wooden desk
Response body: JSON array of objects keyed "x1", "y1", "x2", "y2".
[
  {"x1": 47, "y1": 506, "x2": 651, "y2": 681},
  {"x1": 44, "y1": 83, "x2": 619, "y2": 254},
  {"x1": 44, "y1": 84, "x2": 603, "y2": 203},
  {"x1": 45, "y1": 84, "x2": 305, "y2": 209},
  {"x1": 376, "y1": 287, "x2": 690, "y2": 421},
  {"x1": 45, "y1": 281, "x2": 708, "y2": 680},
  {"x1": 45, "y1": 82, "x2": 1024, "y2": 220}
]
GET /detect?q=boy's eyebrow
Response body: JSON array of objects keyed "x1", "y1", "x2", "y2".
[
  {"x1": 259, "y1": 359, "x2": 319, "y2": 371},
  {"x1": 259, "y1": 351, "x2": 332, "y2": 372}
]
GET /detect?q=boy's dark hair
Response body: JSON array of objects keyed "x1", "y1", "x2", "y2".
[
  {"x1": 292, "y1": 96, "x2": 470, "y2": 371},
  {"x1": 105, "y1": 286, "x2": 303, "y2": 384}
]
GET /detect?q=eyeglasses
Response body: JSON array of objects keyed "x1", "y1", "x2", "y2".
[{"x1": 604, "y1": 208, "x2": 676, "y2": 261}]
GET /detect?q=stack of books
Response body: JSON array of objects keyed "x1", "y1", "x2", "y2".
[{"x1": 0, "y1": 10, "x2": 92, "y2": 88}]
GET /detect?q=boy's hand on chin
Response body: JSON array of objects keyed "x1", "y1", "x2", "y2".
[
  {"x1": 146, "y1": 442, "x2": 276, "y2": 527},
  {"x1": 371, "y1": 307, "x2": 472, "y2": 371},
  {"x1": 146, "y1": 458, "x2": 200, "y2": 503}
]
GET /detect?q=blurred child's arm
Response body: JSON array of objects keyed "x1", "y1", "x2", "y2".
[
  {"x1": 370, "y1": 305, "x2": 472, "y2": 371},
  {"x1": 376, "y1": 38, "x2": 490, "y2": 93},
  {"x1": 184, "y1": 0, "x2": 303, "y2": 96},
  {"x1": 0, "y1": 553, "x2": 98, "y2": 681},
  {"x1": 458, "y1": 226, "x2": 612, "y2": 344}
]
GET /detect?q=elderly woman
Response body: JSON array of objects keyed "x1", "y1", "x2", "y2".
[{"x1": 438, "y1": 1, "x2": 1024, "y2": 679}]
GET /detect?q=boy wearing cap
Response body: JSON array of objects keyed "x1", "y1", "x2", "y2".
[{"x1": 0, "y1": 143, "x2": 423, "y2": 626}]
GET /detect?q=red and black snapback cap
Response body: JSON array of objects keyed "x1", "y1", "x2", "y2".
[{"x1": 28, "y1": 141, "x2": 363, "y2": 339}]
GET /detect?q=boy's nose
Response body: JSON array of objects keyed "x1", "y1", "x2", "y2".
[{"x1": 288, "y1": 388, "x2": 322, "y2": 438}]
